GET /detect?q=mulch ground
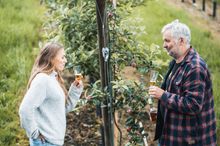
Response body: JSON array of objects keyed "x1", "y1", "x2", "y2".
[{"x1": 64, "y1": 105, "x2": 157, "y2": 146}]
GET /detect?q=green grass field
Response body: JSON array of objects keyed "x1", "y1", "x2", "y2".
[{"x1": 0, "y1": 0, "x2": 45, "y2": 145}]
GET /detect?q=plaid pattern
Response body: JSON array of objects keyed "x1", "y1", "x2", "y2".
[{"x1": 155, "y1": 48, "x2": 217, "y2": 146}]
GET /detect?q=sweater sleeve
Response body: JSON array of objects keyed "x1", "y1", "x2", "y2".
[
  {"x1": 65, "y1": 84, "x2": 83, "y2": 113},
  {"x1": 19, "y1": 74, "x2": 47, "y2": 139}
]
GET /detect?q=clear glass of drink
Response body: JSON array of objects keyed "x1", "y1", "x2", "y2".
[
  {"x1": 149, "y1": 70, "x2": 159, "y2": 122},
  {"x1": 149, "y1": 70, "x2": 159, "y2": 86},
  {"x1": 74, "y1": 66, "x2": 83, "y2": 81}
]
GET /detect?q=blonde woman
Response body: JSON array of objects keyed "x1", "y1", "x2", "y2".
[{"x1": 19, "y1": 42, "x2": 83, "y2": 146}]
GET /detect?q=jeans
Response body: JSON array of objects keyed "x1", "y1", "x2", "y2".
[
  {"x1": 30, "y1": 138, "x2": 60, "y2": 146},
  {"x1": 158, "y1": 140, "x2": 161, "y2": 146}
]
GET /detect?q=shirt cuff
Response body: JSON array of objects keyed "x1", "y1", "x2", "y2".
[{"x1": 31, "y1": 128, "x2": 40, "y2": 139}]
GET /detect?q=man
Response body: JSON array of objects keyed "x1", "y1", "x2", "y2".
[{"x1": 149, "y1": 20, "x2": 217, "y2": 146}]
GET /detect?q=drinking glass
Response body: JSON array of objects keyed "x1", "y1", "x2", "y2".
[
  {"x1": 148, "y1": 70, "x2": 159, "y2": 122},
  {"x1": 149, "y1": 70, "x2": 159, "y2": 86},
  {"x1": 74, "y1": 66, "x2": 83, "y2": 81}
]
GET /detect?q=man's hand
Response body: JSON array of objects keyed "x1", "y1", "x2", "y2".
[{"x1": 149, "y1": 86, "x2": 165, "y2": 100}]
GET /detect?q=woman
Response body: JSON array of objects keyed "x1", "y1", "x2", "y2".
[{"x1": 19, "y1": 42, "x2": 83, "y2": 146}]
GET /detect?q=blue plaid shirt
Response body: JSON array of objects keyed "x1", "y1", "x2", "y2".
[{"x1": 155, "y1": 48, "x2": 217, "y2": 146}]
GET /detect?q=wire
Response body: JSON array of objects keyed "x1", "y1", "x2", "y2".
[{"x1": 95, "y1": 0, "x2": 107, "y2": 46}]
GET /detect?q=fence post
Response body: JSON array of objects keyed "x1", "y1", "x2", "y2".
[
  {"x1": 213, "y1": 0, "x2": 217, "y2": 18},
  {"x1": 182, "y1": 0, "x2": 184, "y2": 2},
  {"x1": 95, "y1": 0, "x2": 114, "y2": 145},
  {"x1": 202, "y1": 0, "x2": 206, "y2": 11},
  {"x1": 193, "y1": 0, "x2": 196, "y2": 3}
]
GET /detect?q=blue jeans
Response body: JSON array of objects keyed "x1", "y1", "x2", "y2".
[
  {"x1": 30, "y1": 138, "x2": 60, "y2": 146},
  {"x1": 158, "y1": 140, "x2": 161, "y2": 146}
]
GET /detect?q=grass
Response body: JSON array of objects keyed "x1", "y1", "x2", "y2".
[
  {"x1": 129, "y1": 0, "x2": 220, "y2": 143},
  {"x1": 0, "y1": 0, "x2": 45, "y2": 145}
]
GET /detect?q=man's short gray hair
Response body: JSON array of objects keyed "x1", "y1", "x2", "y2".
[{"x1": 161, "y1": 19, "x2": 191, "y2": 49}]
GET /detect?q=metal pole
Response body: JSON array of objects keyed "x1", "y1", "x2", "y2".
[
  {"x1": 95, "y1": 0, "x2": 113, "y2": 146},
  {"x1": 202, "y1": 0, "x2": 206, "y2": 11},
  {"x1": 213, "y1": 0, "x2": 217, "y2": 18},
  {"x1": 101, "y1": 105, "x2": 111, "y2": 146}
]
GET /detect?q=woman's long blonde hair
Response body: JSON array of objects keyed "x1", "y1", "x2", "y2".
[{"x1": 27, "y1": 42, "x2": 67, "y2": 95}]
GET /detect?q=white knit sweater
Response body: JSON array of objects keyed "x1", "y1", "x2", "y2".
[{"x1": 19, "y1": 71, "x2": 83, "y2": 145}]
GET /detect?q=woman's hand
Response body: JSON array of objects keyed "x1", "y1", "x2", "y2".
[
  {"x1": 149, "y1": 86, "x2": 165, "y2": 100},
  {"x1": 73, "y1": 80, "x2": 83, "y2": 88},
  {"x1": 38, "y1": 133, "x2": 46, "y2": 143}
]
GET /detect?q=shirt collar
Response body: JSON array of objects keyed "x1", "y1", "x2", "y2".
[
  {"x1": 180, "y1": 47, "x2": 196, "y2": 65},
  {"x1": 171, "y1": 47, "x2": 196, "y2": 67}
]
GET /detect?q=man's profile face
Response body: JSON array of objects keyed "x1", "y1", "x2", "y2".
[{"x1": 162, "y1": 30, "x2": 180, "y2": 59}]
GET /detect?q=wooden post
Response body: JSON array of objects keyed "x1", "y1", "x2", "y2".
[
  {"x1": 181, "y1": 0, "x2": 184, "y2": 2},
  {"x1": 213, "y1": 0, "x2": 217, "y2": 18},
  {"x1": 114, "y1": 111, "x2": 119, "y2": 146},
  {"x1": 101, "y1": 105, "x2": 111, "y2": 146},
  {"x1": 202, "y1": 0, "x2": 206, "y2": 11},
  {"x1": 112, "y1": 0, "x2": 116, "y2": 8},
  {"x1": 193, "y1": 0, "x2": 196, "y2": 3},
  {"x1": 95, "y1": 0, "x2": 113, "y2": 146}
]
